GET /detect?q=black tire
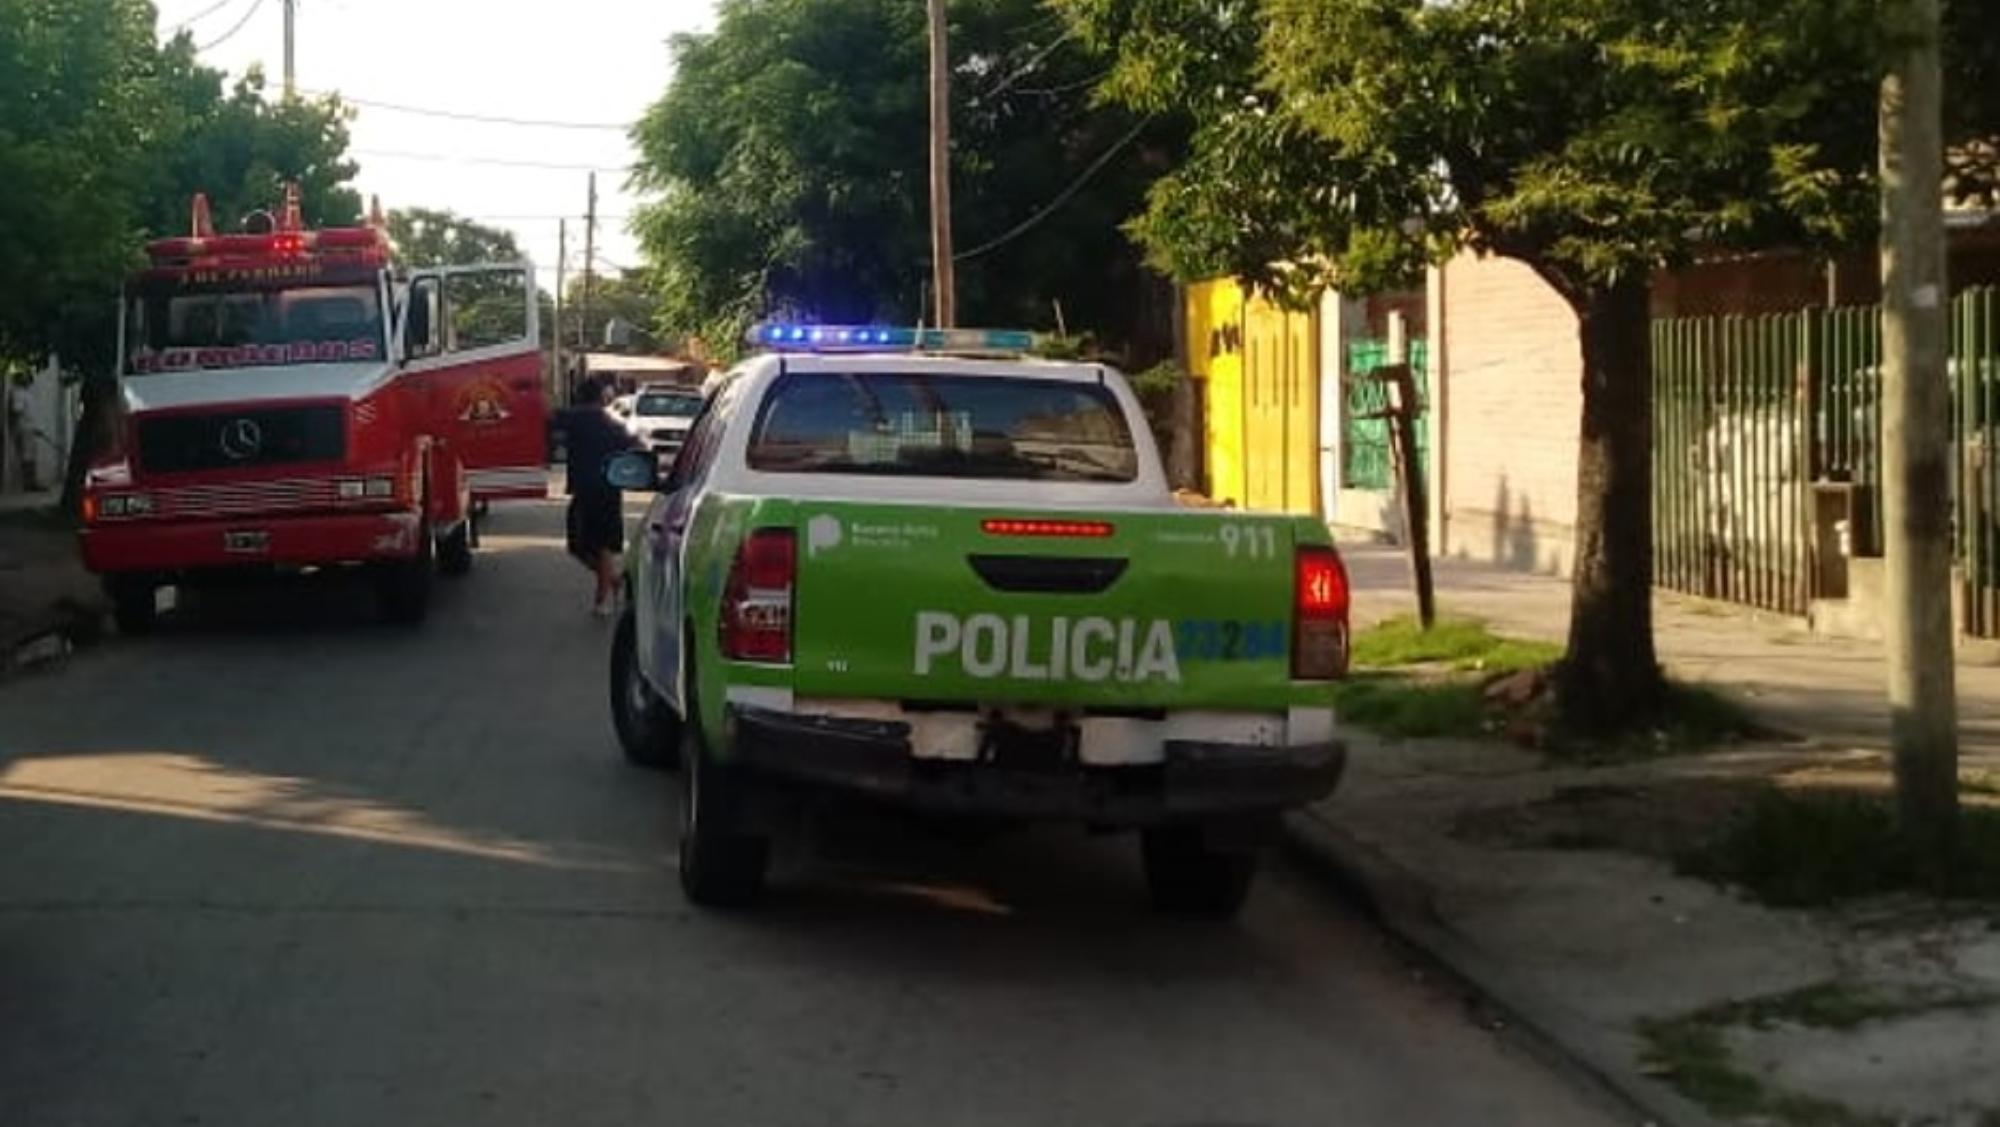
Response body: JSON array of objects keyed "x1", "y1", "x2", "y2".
[
  {"x1": 610, "y1": 609, "x2": 680, "y2": 769},
  {"x1": 677, "y1": 653, "x2": 769, "y2": 907},
  {"x1": 1142, "y1": 825, "x2": 1260, "y2": 920},
  {"x1": 437, "y1": 521, "x2": 473, "y2": 577},
  {"x1": 376, "y1": 523, "x2": 434, "y2": 625},
  {"x1": 106, "y1": 577, "x2": 158, "y2": 636}
]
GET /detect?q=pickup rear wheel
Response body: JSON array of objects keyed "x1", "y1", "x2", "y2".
[
  {"x1": 610, "y1": 609, "x2": 680, "y2": 769},
  {"x1": 676, "y1": 656, "x2": 769, "y2": 907},
  {"x1": 1141, "y1": 825, "x2": 1259, "y2": 920}
]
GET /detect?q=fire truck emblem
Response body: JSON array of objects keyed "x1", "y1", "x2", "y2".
[
  {"x1": 219, "y1": 418, "x2": 264, "y2": 460},
  {"x1": 457, "y1": 379, "x2": 512, "y2": 426}
]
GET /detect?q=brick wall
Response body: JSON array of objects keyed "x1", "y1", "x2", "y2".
[{"x1": 1437, "y1": 251, "x2": 1581, "y2": 575}]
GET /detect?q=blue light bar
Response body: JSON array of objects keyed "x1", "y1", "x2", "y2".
[{"x1": 747, "y1": 324, "x2": 1038, "y2": 354}]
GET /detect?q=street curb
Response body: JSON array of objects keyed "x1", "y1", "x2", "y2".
[{"x1": 1281, "y1": 809, "x2": 1725, "y2": 1127}]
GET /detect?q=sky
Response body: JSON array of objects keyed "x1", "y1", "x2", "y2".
[{"x1": 155, "y1": 0, "x2": 719, "y2": 289}]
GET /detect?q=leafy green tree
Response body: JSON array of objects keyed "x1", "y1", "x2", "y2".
[
  {"x1": 1943, "y1": 0, "x2": 2000, "y2": 204},
  {"x1": 1056, "y1": 0, "x2": 1884, "y2": 731},
  {"x1": 553, "y1": 272, "x2": 666, "y2": 354},
  {"x1": 146, "y1": 66, "x2": 362, "y2": 236},
  {"x1": 0, "y1": 0, "x2": 168, "y2": 366},
  {"x1": 629, "y1": 0, "x2": 1163, "y2": 362},
  {"x1": 386, "y1": 208, "x2": 524, "y2": 267}
]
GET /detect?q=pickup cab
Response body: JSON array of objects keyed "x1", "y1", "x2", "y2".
[{"x1": 604, "y1": 328, "x2": 1349, "y2": 917}]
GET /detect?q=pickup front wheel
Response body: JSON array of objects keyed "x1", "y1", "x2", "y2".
[
  {"x1": 1142, "y1": 825, "x2": 1260, "y2": 920},
  {"x1": 609, "y1": 610, "x2": 680, "y2": 769}
]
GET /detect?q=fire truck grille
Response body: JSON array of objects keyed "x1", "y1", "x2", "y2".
[
  {"x1": 155, "y1": 478, "x2": 343, "y2": 520},
  {"x1": 137, "y1": 405, "x2": 347, "y2": 475}
]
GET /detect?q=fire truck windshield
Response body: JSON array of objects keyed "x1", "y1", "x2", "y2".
[{"x1": 127, "y1": 282, "x2": 386, "y2": 375}]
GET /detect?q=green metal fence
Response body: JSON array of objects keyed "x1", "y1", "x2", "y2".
[
  {"x1": 1653, "y1": 315, "x2": 1810, "y2": 614},
  {"x1": 1960, "y1": 287, "x2": 2000, "y2": 637},
  {"x1": 1651, "y1": 287, "x2": 2000, "y2": 636},
  {"x1": 1344, "y1": 338, "x2": 1429, "y2": 491}
]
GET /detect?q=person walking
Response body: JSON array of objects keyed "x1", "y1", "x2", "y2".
[{"x1": 557, "y1": 375, "x2": 636, "y2": 617}]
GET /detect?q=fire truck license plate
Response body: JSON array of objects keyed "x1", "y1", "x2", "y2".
[{"x1": 223, "y1": 530, "x2": 270, "y2": 553}]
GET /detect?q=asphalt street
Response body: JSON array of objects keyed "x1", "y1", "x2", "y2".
[{"x1": 0, "y1": 494, "x2": 1626, "y2": 1127}]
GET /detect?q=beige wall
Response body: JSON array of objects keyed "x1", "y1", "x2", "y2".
[{"x1": 1436, "y1": 252, "x2": 1580, "y2": 575}]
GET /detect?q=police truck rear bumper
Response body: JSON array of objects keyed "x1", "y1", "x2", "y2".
[
  {"x1": 80, "y1": 511, "x2": 422, "y2": 575},
  {"x1": 725, "y1": 703, "x2": 1346, "y2": 824}
]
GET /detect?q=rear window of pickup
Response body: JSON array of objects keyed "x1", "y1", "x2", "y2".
[{"x1": 745, "y1": 371, "x2": 1139, "y2": 483}]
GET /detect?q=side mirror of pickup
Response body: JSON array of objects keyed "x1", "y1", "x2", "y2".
[{"x1": 603, "y1": 449, "x2": 661, "y2": 492}]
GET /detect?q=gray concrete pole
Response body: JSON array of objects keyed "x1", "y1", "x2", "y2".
[
  {"x1": 927, "y1": 0, "x2": 956, "y2": 328},
  {"x1": 1879, "y1": 0, "x2": 1959, "y2": 876}
]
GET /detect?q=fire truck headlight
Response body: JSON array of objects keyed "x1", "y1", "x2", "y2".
[
  {"x1": 336, "y1": 479, "x2": 367, "y2": 500},
  {"x1": 363, "y1": 476, "x2": 395, "y2": 499},
  {"x1": 99, "y1": 495, "x2": 151, "y2": 518}
]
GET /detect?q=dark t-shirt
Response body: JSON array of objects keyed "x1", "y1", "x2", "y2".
[{"x1": 557, "y1": 406, "x2": 635, "y2": 497}]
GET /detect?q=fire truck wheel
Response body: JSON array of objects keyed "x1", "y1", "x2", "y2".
[
  {"x1": 437, "y1": 521, "x2": 474, "y2": 577},
  {"x1": 375, "y1": 527, "x2": 434, "y2": 625},
  {"x1": 107, "y1": 577, "x2": 158, "y2": 636},
  {"x1": 610, "y1": 609, "x2": 681, "y2": 769}
]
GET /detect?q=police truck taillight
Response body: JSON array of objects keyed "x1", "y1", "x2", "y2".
[
  {"x1": 1292, "y1": 545, "x2": 1350, "y2": 680},
  {"x1": 720, "y1": 528, "x2": 796, "y2": 663}
]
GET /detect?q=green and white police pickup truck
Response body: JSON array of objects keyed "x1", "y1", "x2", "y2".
[{"x1": 603, "y1": 326, "x2": 1350, "y2": 917}]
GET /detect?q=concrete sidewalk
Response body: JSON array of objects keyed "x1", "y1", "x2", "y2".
[
  {"x1": 0, "y1": 489, "x2": 58, "y2": 515},
  {"x1": 1286, "y1": 546, "x2": 2000, "y2": 1125},
  {"x1": 1341, "y1": 542, "x2": 2000, "y2": 768},
  {"x1": 0, "y1": 495, "x2": 99, "y2": 672}
]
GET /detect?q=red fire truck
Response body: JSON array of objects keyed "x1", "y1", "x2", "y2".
[{"x1": 79, "y1": 186, "x2": 548, "y2": 631}]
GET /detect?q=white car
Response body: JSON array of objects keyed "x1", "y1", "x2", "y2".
[{"x1": 625, "y1": 385, "x2": 705, "y2": 459}]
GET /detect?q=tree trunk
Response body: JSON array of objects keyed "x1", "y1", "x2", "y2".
[
  {"x1": 58, "y1": 372, "x2": 118, "y2": 519},
  {"x1": 1558, "y1": 275, "x2": 1664, "y2": 732}
]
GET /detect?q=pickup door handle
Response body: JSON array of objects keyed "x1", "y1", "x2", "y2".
[{"x1": 967, "y1": 554, "x2": 1128, "y2": 595}]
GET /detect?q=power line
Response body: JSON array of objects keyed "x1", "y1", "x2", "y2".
[
  {"x1": 978, "y1": 30, "x2": 1075, "y2": 104},
  {"x1": 458, "y1": 213, "x2": 634, "y2": 223},
  {"x1": 1011, "y1": 69, "x2": 1111, "y2": 99},
  {"x1": 353, "y1": 148, "x2": 633, "y2": 173},
  {"x1": 196, "y1": 0, "x2": 267, "y2": 51},
  {"x1": 954, "y1": 117, "x2": 1149, "y2": 263},
  {"x1": 302, "y1": 90, "x2": 633, "y2": 131},
  {"x1": 169, "y1": 0, "x2": 241, "y2": 32}
]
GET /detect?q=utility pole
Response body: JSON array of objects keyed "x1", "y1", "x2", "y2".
[
  {"x1": 554, "y1": 218, "x2": 568, "y2": 403},
  {"x1": 1879, "y1": 0, "x2": 1958, "y2": 881},
  {"x1": 282, "y1": 0, "x2": 297, "y2": 98},
  {"x1": 581, "y1": 172, "x2": 598, "y2": 353},
  {"x1": 927, "y1": 0, "x2": 956, "y2": 328}
]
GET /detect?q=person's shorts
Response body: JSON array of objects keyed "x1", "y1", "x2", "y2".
[{"x1": 566, "y1": 492, "x2": 624, "y2": 563}]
